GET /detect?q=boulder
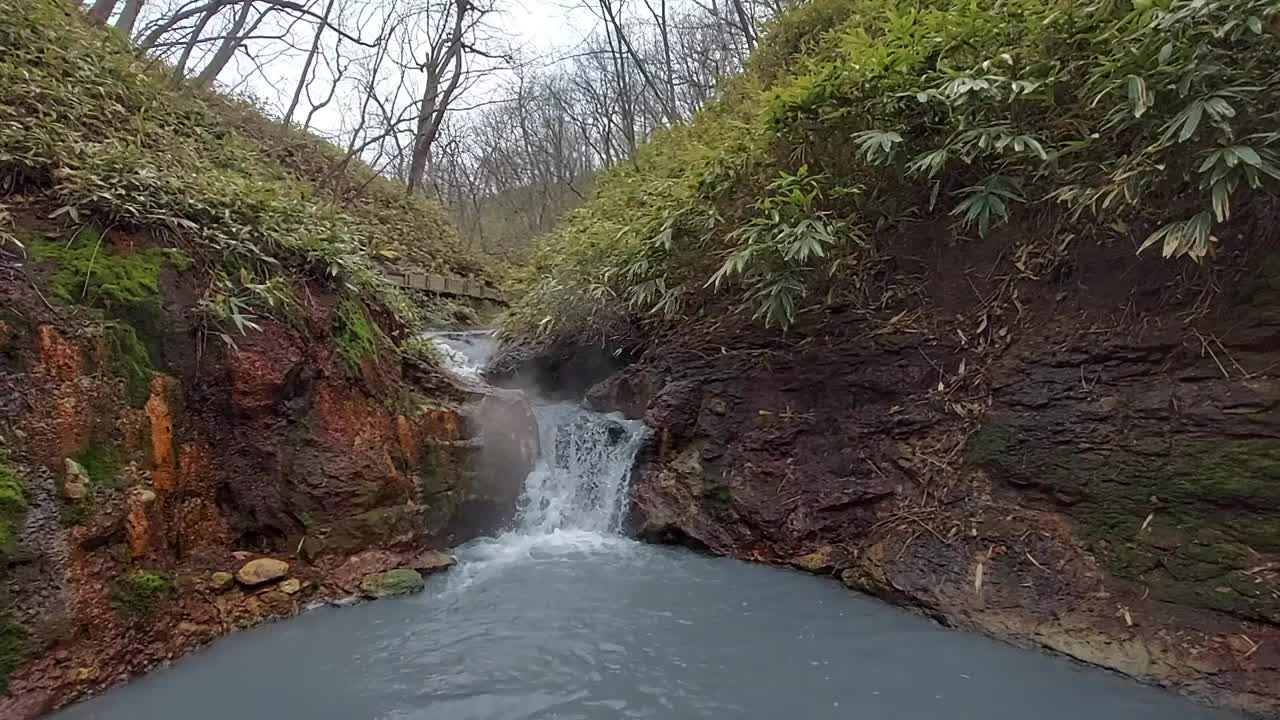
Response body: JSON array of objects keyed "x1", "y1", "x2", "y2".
[
  {"x1": 279, "y1": 578, "x2": 302, "y2": 595},
  {"x1": 236, "y1": 558, "x2": 289, "y2": 587},
  {"x1": 407, "y1": 550, "x2": 456, "y2": 575},
  {"x1": 209, "y1": 572, "x2": 235, "y2": 592},
  {"x1": 359, "y1": 568, "x2": 425, "y2": 598}
]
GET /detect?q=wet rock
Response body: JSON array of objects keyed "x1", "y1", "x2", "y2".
[
  {"x1": 236, "y1": 558, "x2": 289, "y2": 587},
  {"x1": 407, "y1": 550, "x2": 456, "y2": 575},
  {"x1": 62, "y1": 458, "x2": 89, "y2": 500},
  {"x1": 209, "y1": 572, "x2": 235, "y2": 592},
  {"x1": 359, "y1": 568, "x2": 425, "y2": 598},
  {"x1": 278, "y1": 578, "x2": 302, "y2": 595}
]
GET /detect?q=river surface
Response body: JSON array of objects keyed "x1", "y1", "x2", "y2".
[{"x1": 56, "y1": 332, "x2": 1239, "y2": 720}]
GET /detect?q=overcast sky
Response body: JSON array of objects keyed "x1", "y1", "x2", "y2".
[{"x1": 222, "y1": 0, "x2": 606, "y2": 139}]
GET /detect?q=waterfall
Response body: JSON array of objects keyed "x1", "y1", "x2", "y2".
[
  {"x1": 515, "y1": 403, "x2": 646, "y2": 535},
  {"x1": 426, "y1": 331, "x2": 646, "y2": 570}
]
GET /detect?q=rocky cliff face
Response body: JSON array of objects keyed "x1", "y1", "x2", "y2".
[
  {"x1": 561, "y1": 227, "x2": 1280, "y2": 715},
  {"x1": 0, "y1": 253, "x2": 537, "y2": 717}
]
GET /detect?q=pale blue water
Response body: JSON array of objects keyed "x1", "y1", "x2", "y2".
[{"x1": 53, "y1": 333, "x2": 1240, "y2": 720}]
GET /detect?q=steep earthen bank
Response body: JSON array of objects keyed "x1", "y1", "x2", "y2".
[
  {"x1": 0, "y1": 241, "x2": 538, "y2": 717},
  {"x1": 500, "y1": 226, "x2": 1280, "y2": 715}
]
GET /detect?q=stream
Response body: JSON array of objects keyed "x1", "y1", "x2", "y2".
[{"x1": 54, "y1": 332, "x2": 1240, "y2": 720}]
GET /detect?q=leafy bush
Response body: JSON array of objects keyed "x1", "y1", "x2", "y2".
[{"x1": 509, "y1": 0, "x2": 1280, "y2": 337}]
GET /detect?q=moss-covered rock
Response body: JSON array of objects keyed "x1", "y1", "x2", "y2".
[
  {"x1": 105, "y1": 321, "x2": 154, "y2": 407},
  {"x1": 334, "y1": 299, "x2": 379, "y2": 372},
  {"x1": 359, "y1": 568, "x2": 424, "y2": 598},
  {"x1": 970, "y1": 422, "x2": 1280, "y2": 621}
]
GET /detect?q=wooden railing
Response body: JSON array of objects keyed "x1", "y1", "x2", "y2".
[{"x1": 385, "y1": 271, "x2": 504, "y2": 302}]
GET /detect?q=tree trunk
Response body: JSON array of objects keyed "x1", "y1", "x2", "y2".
[
  {"x1": 87, "y1": 0, "x2": 119, "y2": 24},
  {"x1": 281, "y1": 0, "x2": 336, "y2": 129},
  {"x1": 195, "y1": 1, "x2": 257, "y2": 87},
  {"x1": 173, "y1": 4, "x2": 220, "y2": 78},
  {"x1": 114, "y1": 0, "x2": 145, "y2": 35},
  {"x1": 406, "y1": 0, "x2": 468, "y2": 195}
]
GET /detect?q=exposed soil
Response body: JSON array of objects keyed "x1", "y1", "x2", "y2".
[{"x1": 508, "y1": 219, "x2": 1280, "y2": 716}]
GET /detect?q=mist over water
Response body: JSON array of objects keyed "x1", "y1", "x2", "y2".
[{"x1": 54, "y1": 332, "x2": 1240, "y2": 720}]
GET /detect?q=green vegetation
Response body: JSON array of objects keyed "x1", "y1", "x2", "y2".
[
  {"x1": 75, "y1": 442, "x2": 125, "y2": 488},
  {"x1": 106, "y1": 322, "x2": 155, "y2": 407},
  {"x1": 334, "y1": 300, "x2": 380, "y2": 372},
  {"x1": 0, "y1": 449, "x2": 28, "y2": 557},
  {"x1": 509, "y1": 0, "x2": 1280, "y2": 337},
  {"x1": 969, "y1": 422, "x2": 1280, "y2": 620},
  {"x1": 0, "y1": 619, "x2": 29, "y2": 695},
  {"x1": 61, "y1": 442, "x2": 126, "y2": 526},
  {"x1": 112, "y1": 571, "x2": 174, "y2": 617},
  {"x1": 26, "y1": 226, "x2": 185, "y2": 312},
  {"x1": 0, "y1": 0, "x2": 478, "y2": 333}
]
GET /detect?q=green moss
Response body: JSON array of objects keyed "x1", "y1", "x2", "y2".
[
  {"x1": 0, "y1": 449, "x2": 28, "y2": 557},
  {"x1": 1239, "y1": 253, "x2": 1280, "y2": 303},
  {"x1": 702, "y1": 483, "x2": 733, "y2": 509},
  {"x1": 0, "y1": 619, "x2": 30, "y2": 695},
  {"x1": 970, "y1": 423, "x2": 1280, "y2": 620},
  {"x1": 60, "y1": 442, "x2": 126, "y2": 527},
  {"x1": 26, "y1": 226, "x2": 185, "y2": 313},
  {"x1": 334, "y1": 299, "x2": 379, "y2": 372},
  {"x1": 75, "y1": 442, "x2": 125, "y2": 488},
  {"x1": 111, "y1": 571, "x2": 174, "y2": 617},
  {"x1": 105, "y1": 321, "x2": 154, "y2": 407}
]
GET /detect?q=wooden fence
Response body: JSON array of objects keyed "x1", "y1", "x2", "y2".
[{"x1": 385, "y1": 271, "x2": 504, "y2": 302}]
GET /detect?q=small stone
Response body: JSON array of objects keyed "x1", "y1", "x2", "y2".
[
  {"x1": 279, "y1": 578, "x2": 302, "y2": 595},
  {"x1": 131, "y1": 487, "x2": 157, "y2": 505},
  {"x1": 210, "y1": 572, "x2": 235, "y2": 592},
  {"x1": 705, "y1": 398, "x2": 728, "y2": 415},
  {"x1": 232, "y1": 551, "x2": 253, "y2": 560},
  {"x1": 63, "y1": 458, "x2": 89, "y2": 500},
  {"x1": 407, "y1": 550, "x2": 456, "y2": 575},
  {"x1": 790, "y1": 545, "x2": 836, "y2": 574},
  {"x1": 236, "y1": 558, "x2": 289, "y2": 587},
  {"x1": 359, "y1": 568, "x2": 425, "y2": 598}
]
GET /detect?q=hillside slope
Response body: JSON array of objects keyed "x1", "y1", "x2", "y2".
[
  {"x1": 499, "y1": 0, "x2": 1280, "y2": 714},
  {"x1": 0, "y1": 2, "x2": 533, "y2": 715}
]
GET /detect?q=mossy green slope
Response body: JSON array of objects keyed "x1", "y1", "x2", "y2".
[{"x1": 0, "y1": 0, "x2": 479, "y2": 328}]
